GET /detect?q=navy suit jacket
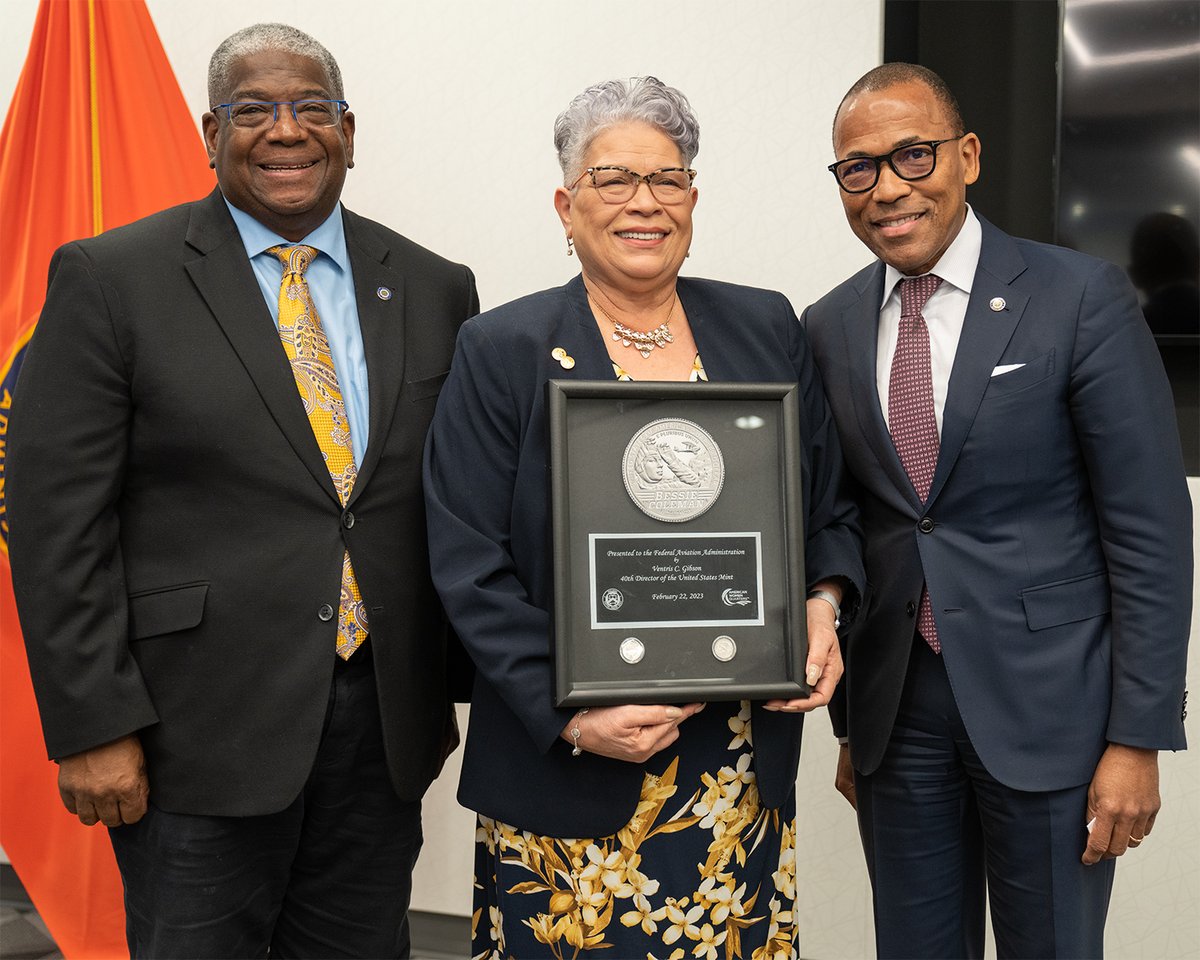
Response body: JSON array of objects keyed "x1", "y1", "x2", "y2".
[
  {"x1": 803, "y1": 215, "x2": 1191, "y2": 791},
  {"x1": 7, "y1": 189, "x2": 478, "y2": 815},
  {"x1": 424, "y1": 274, "x2": 865, "y2": 836}
]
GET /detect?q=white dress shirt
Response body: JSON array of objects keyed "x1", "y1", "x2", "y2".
[{"x1": 877, "y1": 207, "x2": 983, "y2": 434}]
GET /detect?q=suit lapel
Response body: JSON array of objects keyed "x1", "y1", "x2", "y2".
[
  {"x1": 341, "y1": 210, "x2": 406, "y2": 497},
  {"x1": 547, "y1": 275, "x2": 628, "y2": 380},
  {"x1": 184, "y1": 191, "x2": 338, "y2": 501},
  {"x1": 842, "y1": 266, "x2": 924, "y2": 511},
  {"x1": 928, "y1": 220, "x2": 1028, "y2": 504}
]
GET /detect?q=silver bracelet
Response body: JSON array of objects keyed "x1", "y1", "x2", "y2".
[{"x1": 570, "y1": 708, "x2": 590, "y2": 756}]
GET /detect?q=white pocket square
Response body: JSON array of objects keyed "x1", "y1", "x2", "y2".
[{"x1": 991, "y1": 363, "x2": 1026, "y2": 377}]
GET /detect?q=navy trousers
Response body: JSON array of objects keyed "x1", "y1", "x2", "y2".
[
  {"x1": 855, "y1": 635, "x2": 1115, "y2": 959},
  {"x1": 109, "y1": 643, "x2": 423, "y2": 959}
]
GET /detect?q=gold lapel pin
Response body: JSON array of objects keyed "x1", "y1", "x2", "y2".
[
  {"x1": 551, "y1": 346, "x2": 576, "y2": 369},
  {"x1": 376, "y1": 286, "x2": 393, "y2": 301},
  {"x1": 989, "y1": 297, "x2": 1006, "y2": 312}
]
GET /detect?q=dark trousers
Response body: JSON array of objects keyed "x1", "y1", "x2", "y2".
[
  {"x1": 109, "y1": 644, "x2": 422, "y2": 959},
  {"x1": 855, "y1": 636, "x2": 1115, "y2": 960}
]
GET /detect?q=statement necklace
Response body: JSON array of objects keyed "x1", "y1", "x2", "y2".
[{"x1": 589, "y1": 292, "x2": 677, "y2": 359}]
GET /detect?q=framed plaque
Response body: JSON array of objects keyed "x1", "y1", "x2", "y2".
[{"x1": 548, "y1": 380, "x2": 808, "y2": 706}]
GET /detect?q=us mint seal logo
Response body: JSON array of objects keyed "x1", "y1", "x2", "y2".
[
  {"x1": 622, "y1": 418, "x2": 724, "y2": 522},
  {"x1": 601, "y1": 588, "x2": 624, "y2": 611}
]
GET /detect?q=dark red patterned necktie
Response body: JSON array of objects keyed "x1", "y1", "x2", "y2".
[{"x1": 889, "y1": 274, "x2": 943, "y2": 653}]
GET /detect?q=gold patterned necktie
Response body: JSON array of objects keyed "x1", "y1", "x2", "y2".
[{"x1": 269, "y1": 244, "x2": 367, "y2": 659}]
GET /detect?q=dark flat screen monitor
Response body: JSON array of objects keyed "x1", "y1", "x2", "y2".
[{"x1": 1058, "y1": 0, "x2": 1198, "y2": 471}]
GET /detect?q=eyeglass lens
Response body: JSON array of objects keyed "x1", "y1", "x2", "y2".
[
  {"x1": 835, "y1": 143, "x2": 941, "y2": 192},
  {"x1": 590, "y1": 167, "x2": 693, "y2": 204},
  {"x1": 225, "y1": 100, "x2": 344, "y2": 129}
]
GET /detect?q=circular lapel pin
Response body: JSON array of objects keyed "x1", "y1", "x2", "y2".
[
  {"x1": 376, "y1": 286, "x2": 393, "y2": 301},
  {"x1": 551, "y1": 347, "x2": 567, "y2": 361},
  {"x1": 989, "y1": 297, "x2": 1006, "y2": 312}
]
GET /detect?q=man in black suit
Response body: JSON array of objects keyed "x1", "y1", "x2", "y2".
[
  {"x1": 6, "y1": 22, "x2": 477, "y2": 959},
  {"x1": 803, "y1": 63, "x2": 1190, "y2": 958}
]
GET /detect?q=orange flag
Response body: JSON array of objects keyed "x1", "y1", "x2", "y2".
[{"x1": 0, "y1": 1, "x2": 213, "y2": 955}]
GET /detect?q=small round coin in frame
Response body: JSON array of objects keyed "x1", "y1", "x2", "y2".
[
  {"x1": 712, "y1": 635, "x2": 737, "y2": 662},
  {"x1": 619, "y1": 637, "x2": 645, "y2": 664}
]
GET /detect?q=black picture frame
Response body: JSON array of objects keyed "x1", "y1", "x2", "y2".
[{"x1": 548, "y1": 380, "x2": 809, "y2": 706}]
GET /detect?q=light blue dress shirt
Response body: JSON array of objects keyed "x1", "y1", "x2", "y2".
[{"x1": 224, "y1": 199, "x2": 370, "y2": 465}]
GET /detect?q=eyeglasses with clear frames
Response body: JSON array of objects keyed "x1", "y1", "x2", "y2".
[
  {"x1": 213, "y1": 100, "x2": 350, "y2": 130},
  {"x1": 828, "y1": 136, "x2": 966, "y2": 193},
  {"x1": 570, "y1": 165, "x2": 697, "y2": 205}
]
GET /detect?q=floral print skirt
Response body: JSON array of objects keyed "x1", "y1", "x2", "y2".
[{"x1": 471, "y1": 701, "x2": 798, "y2": 960}]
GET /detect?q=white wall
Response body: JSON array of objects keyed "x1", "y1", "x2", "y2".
[{"x1": 2, "y1": 2, "x2": 1196, "y2": 958}]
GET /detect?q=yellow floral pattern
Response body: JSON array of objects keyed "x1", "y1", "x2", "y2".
[{"x1": 471, "y1": 701, "x2": 797, "y2": 960}]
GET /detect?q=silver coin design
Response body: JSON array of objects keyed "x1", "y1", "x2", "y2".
[
  {"x1": 619, "y1": 637, "x2": 645, "y2": 664},
  {"x1": 622, "y1": 418, "x2": 724, "y2": 522},
  {"x1": 712, "y1": 635, "x2": 737, "y2": 662}
]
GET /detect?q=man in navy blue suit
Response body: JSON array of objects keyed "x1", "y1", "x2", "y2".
[{"x1": 803, "y1": 63, "x2": 1191, "y2": 958}]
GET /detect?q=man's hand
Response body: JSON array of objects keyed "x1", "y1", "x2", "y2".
[
  {"x1": 57, "y1": 733, "x2": 149, "y2": 827},
  {"x1": 835, "y1": 742, "x2": 857, "y2": 809},
  {"x1": 1082, "y1": 743, "x2": 1159, "y2": 865},
  {"x1": 764, "y1": 592, "x2": 844, "y2": 712},
  {"x1": 560, "y1": 703, "x2": 705, "y2": 762}
]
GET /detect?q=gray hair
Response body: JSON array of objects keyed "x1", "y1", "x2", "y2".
[
  {"x1": 208, "y1": 23, "x2": 344, "y2": 106},
  {"x1": 833, "y1": 63, "x2": 963, "y2": 147},
  {"x1": 553, "y1": 77, "x2": 700, "y2": 184}
]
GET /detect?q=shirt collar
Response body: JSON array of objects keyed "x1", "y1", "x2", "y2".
[
  {"x1": 222, "y1": 197, "x2": 350, "y2": 273},
  {"x1": 881, "y1": 205, "x2": 982, "y2": 306}
]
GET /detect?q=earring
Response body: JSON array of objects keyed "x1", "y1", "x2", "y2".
[{"x1": 566, "y1": 237, "x2": 574, "y2": 257}]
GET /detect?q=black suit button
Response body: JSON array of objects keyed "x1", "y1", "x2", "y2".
[
  {"x1": 318, "y1": 604, "x2": 335, "y2": 621},
  {"x1": 918, "y1": 517, "x2": 935, "y2": 533},
  {"x1": 906, "y1": 601, "x2": 916, "y2": 617},
  {"x1": 342, "y1": 511, "x2": 355, "y2": 529}
]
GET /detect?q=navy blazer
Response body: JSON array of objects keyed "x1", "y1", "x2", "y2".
[
  {"x1": 803, "y1": 215, "x2": 1191, "y2": 791},
  {"x1": 424, "y1": 274, "x2": 865, "y2": 837},
  {"x1": 7, "y1": 189, "x2": 478, "y2": 814}
]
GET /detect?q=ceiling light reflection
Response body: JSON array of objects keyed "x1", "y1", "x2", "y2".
[{"x1": 1063, "y1": 16, "x2": 1200, "y2": 68}]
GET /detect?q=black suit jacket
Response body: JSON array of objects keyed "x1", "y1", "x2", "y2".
[
  {"x1": 803, "y1": 215, "x2": 1190, "y2": 791},
  {"x1": 424, "y1": 275, "x2": 864, "y2": 837},
  {"x1": 7, "y1": 189, "x2": 479, "y2": 815}
]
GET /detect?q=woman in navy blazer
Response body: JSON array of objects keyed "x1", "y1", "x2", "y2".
[{"x1": 424, "y1": 77, "x2": 863, "y2": 959}]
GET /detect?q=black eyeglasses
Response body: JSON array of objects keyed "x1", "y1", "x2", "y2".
[
  {"x1": 570, "y1": 165, "x2": 697, "y2": 204},
  {"x1": 213, "y1": 100, "x2": 349, "y2": 130},
  {"x1": 828, "y1": 136, "x2": 965, "y2": 193}
]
